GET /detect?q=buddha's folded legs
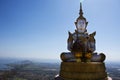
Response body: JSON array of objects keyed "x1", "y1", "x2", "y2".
[
  {"x1": 60, "y1": 52, "x2": 76, "y2": 62},
  {"x1": 60, "y1": 52, "x2": 106, "y2": 62}
]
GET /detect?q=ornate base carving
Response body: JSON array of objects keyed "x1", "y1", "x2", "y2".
[{"x1": 55, "y1": 62, "x2": 108, "y2": 80}]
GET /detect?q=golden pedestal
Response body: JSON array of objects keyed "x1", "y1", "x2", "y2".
[{"x1": 59, "y1": 62, "x2": 107, "y2": 80}]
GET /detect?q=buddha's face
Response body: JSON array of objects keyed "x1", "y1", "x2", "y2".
[{"x1": 76, "y1": 19, "x2": 86, "y2": 32}]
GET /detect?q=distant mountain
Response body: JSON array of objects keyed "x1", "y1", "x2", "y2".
[
  {"x1": 0, "y1": 58, "x2": 21, "y2": 70},
  {"x1": 0, "y1": 58, "x2": 60, "y2": 70}
]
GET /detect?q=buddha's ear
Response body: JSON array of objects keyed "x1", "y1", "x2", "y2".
[
  {"x1": 74, "y1": 22, "x2": 77, "y2": 25},
  {"x1": 85, "y1": 22, "x2": 88, "y2": 28},
  {"x1": 75, "y1": 22, "x2": 77, "y2": 29}
]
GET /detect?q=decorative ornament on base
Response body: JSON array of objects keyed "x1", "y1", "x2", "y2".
[{"x1": 55, "y1": 1, "x2": 112, "y2": 80}]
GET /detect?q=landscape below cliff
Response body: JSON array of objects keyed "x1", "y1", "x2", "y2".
[{"x1": 0, "y1": 58, "x2": 119, "y2": 80}]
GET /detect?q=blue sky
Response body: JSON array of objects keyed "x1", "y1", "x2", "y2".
[{"x1": 0, "y1": 0, "x2": 120, "y2": 62}]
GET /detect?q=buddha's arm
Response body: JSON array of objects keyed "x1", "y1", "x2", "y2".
[{"x1": 67, "y1": 31, "x2": 73, "y2": 51}]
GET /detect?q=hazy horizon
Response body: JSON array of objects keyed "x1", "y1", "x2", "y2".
[{"x1": 0, "y1": 57, "x2": 119, "y2": 63}]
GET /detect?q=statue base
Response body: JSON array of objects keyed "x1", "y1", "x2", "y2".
[{"x1": 55, "y1": 62, "x2": 108, "y2": 80}]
